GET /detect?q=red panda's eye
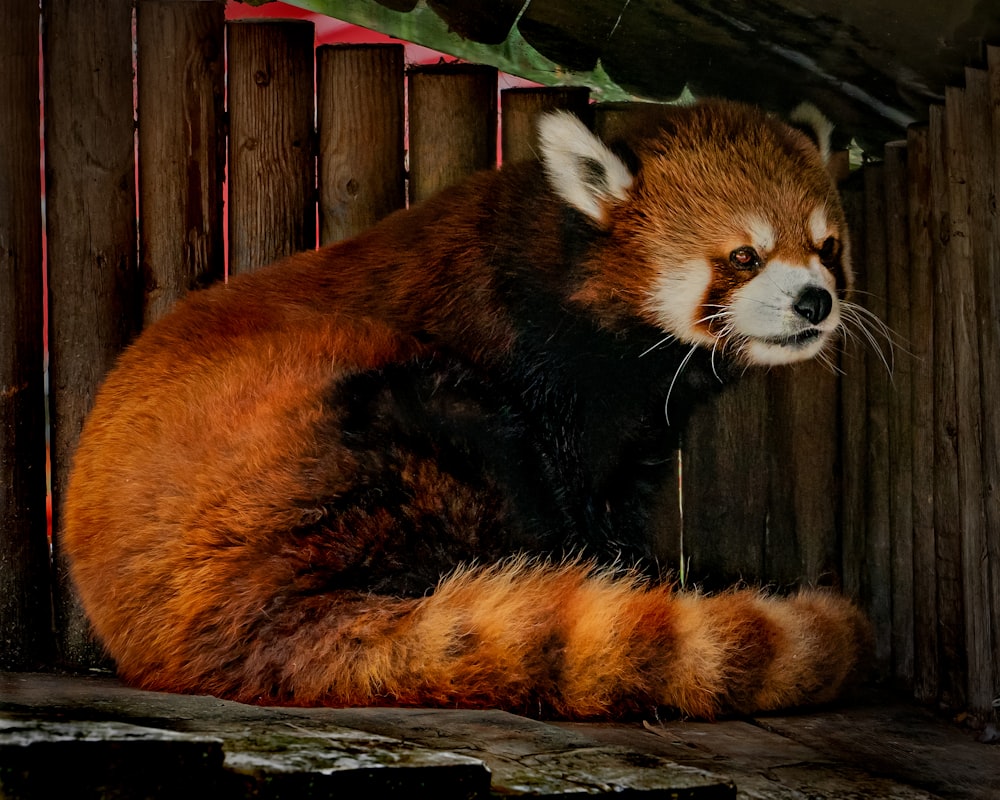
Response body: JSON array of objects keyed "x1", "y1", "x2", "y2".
[
  {"x1": 818, "y1": 237, "x2": 839, "y2": 266},
  {"x1": 729, "y1": 246, "x2": 761, "y2": 270}
]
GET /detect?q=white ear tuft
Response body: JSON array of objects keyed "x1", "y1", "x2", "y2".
[
  {"x1": 536, "y1": 111, "x2": 634, "y2": 224},
  {"x1": 789, "y1": 102, "x2": 834, "y2": 164}
]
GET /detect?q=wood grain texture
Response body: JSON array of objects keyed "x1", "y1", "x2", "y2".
[
  {"x1": 317, "y1": 44, "x2": 405, "y2": 245},
  {"x1": 883, "y1": 141, "x2": 914, "y2": 686},
  {"x1": 862, "y1": 163, "x2": 892, "y2": 677},
  {"x1": 838, "y1": 177, "x2": 868, "y2": 610},
  {"x1": 957, "y1": 72, "x2": 998, "y2": 712},
  {"x1": 765, "y1": 360, "x2": 840, "y2": 589},
  {"x1": 944, "y1": 86, "x2": 988, "y2": 711},
  {"x1": 500, "y1": 86, "x2": 590, "y2": 165},
  {"x1": 904, "y1": 123, "x2": 938, "y2": 704},
  {"x1": 227, "y1": 19, "x2": 315, "y2": 274},
  {"x1": 681, "y1": 373, "x2": 770, "y2": 590},
  {"x1": 137, "y1": 0, "x2": 226, "y2": 325},
  {"x1": 407, "y1": 64, "x2": 497, "y2": 204},
  {"x1": 43, "y1": 0, "x2": 141, "y2": 667},
  {"x1": 986, "y1": 44, "x2": 1000, "y2": 718},
  {"x1": 0, "y1": 0, "x2": 51, "y2": 669},
  {"x1": 928, "y1": 104, "x2": 966, "y2": 709}
]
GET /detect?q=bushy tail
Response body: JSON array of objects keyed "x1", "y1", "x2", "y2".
[{"x1": 127, "y1": 559, "x2": 871, "y2": 720}]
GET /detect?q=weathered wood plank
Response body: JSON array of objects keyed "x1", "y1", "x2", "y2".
[
  {"x1": 883, "y1": 141, "x2": 915, "y2": 686},
  {"x1": 500, "y1": 86, "x2": 591, "y2": 164},
  {"x1": 407, "y1": 64, "x2": 498, "y2": 204},
  {"x1": 986, "y1": 43, "x2": 1000, "y2": 719},
  {"x1": 0, "y1": 0, "x2": 51, "y2": 670},
  {"x1": 862, "y1": 162, "x2": 893, "y2": 676},
  {"x1": 43, "y1": 0, "x2": 141, "y2": 669},
  {"x1": 316, "y1": 708, "x2": 733, "y2": 797},
  {"x1": 136, "y1": 0, "x2": 226, "y2": 325},
  {"x1": 904, "y1": 123, "x2": 939, "y2": 704},
  {"x1": 0, "y1": 719, "x2": 225, "y2": 800},
  {"x1": 839, "y1": 176, "x2": 868, "y2": 606},
  {"x1": 765, "y1": 359, "x2": 840, "y2": 588},
  {"x1": 227, "y1": 19, "x2": 315, "y2": 274},
  {"x1": 561, "y1": 719, "x2": 941, "y2": 800},
  {"x1": 317, "y1": 44, "x2": 405, "y2": 245},
  {"x1": 756, "y1": 702, "x2": 1000, "y2": 800},
  {"x1": 928, "y1": 103, "x2": 966, "y2": 709},
  {"x1": 960, "y1": 69, "x2": 999, "y2": 713},
  {"x1": 944, "y1": 86, "x2": 988, "y2": 712},
  {"x1": 681, "y1": 373, "x2": 770, "y2": 590},
  {"x1": 0, "y1": 674, "x2": 731, "y2": 798}
]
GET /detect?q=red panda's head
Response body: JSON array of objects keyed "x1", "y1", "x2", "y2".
[{"x1": 537, "y1": 100, "x2": 851, "y2": 367}]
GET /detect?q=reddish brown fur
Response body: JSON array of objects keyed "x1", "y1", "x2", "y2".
[{"x1": 64, "y1": 100, "x2": 868, "y2": 719}]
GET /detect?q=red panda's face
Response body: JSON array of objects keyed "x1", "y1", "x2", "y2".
[{"x1": 538, "y1": 102, "x2": 851, "y2": 367}]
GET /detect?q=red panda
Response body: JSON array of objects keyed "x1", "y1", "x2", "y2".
[{"x1": 63, "y1": 99, "x2": 868, "y2": 720}]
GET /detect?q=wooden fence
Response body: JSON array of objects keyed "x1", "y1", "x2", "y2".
[{"x1": 0, "y1": 0, "x2": 997, "y2": 717}]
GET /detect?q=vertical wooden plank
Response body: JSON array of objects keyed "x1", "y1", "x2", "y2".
[
  {"x1": 137, "y1": 0, "x2": 225, "y2": 325},
  {"x1": 839, "y1": 175, "x2": 868, "y2": 621},
  {"x1": 500, "y1": 86, "x2": 590, "y2": 164},
  {"x1": 593, "y1": 101, "x2": 644, "y2": 142},
  {"x1": 407, "y1": 64, "x2": 497, "y2": 204},
  {"x1": 0, "y1": 0, "x2": 52, "y2": 668},
  {"x1": 862, "y1": 163, "x2": 893, "y2": 677},
  {"x1": 928, "y1": 103, "x2": 966, "y2": 710},
  {"x1": 944, "y1": 86, "x2": 987, "y2": 712},
  {"x1": 986, "y1": 44, "x2": 1000, "y2": 716},
  {"x1": 317, "y1": 44, "x2": 405, "y2": 245},
  {"x1": 762, "y1": 151, "x2": 853, "y2": 589},
  {"x1": 959, "y1": 71, "x2": 998, "y2": 713},
  {"x1": 43, "y1": 0, "x2": 141, "y2": 666},
  {"x1": 884, "y1": 141, "x2": 914, "y2": 686},
  {"x1": 765, "y1": 360, "x2": 840, "y2": 588},
  {"x1": 681, "y1": 373, "x2": 770, "y2": 591},
  {"x1": 227, "y1": 19, "x2": 315, "y2": 275},
  {"x1": 905, "y1": 123, "x2": 938, "y2": 704}
]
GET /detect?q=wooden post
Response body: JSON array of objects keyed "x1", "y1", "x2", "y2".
[
  {"x1": 407, "y1": 64, "x2": 498, "y2": 204},
  {"x1": 945, "y1": 86, "x2": 988, "y2": 712},
  {"x1": 860, "y1": 163, "x2": 893, "y2": 677},
  {"x1": 957, "y1": 73, "x2": 998, "y2": 712},
  {"x1": 0, "y1": 0, "x2": 52, "y2": 669},
  {"x1": 928, "y1": 104, "x2": 966, "y2": 709},
  {"x1": 986, "y1": 45, "x2": 1000, "y2": 716},
  {"x1": 905, "y1": 123, "x2": 939, "y2": 704},
  {"x1": 593, "y1": 102, "x2": 634, "y2": 142},
  {"x1": 883, "y1": 141, "x2": 914, "y2": 686},
  {"x1": 43, "y1": 0, "x2": 141, "y2": 667},
  {"x1": 137, "y1": 0, "x2": 226, "y2": 325},
  {"x1": 681, "y1": 373, "x2": 771, "y2": 590},
  {"x1": 317, "y1": 44, "x2": 405, "y2": 245},
  {"x1": 765, "y1": 359, "x2": 840, "y2": 588},
  {"x1": 500, "y1": 87, "x2": 591, "y2": 164},
  {"x1": 839, "y1": 174, "x2": 868, "y2": 609},
  {"x1": 227, "y1": 19, "x2": 315, "y2": 274}
]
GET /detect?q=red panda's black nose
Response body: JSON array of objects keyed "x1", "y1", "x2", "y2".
[{"x1": 793, "y1": 287, "x2": 832, "y2": 325}]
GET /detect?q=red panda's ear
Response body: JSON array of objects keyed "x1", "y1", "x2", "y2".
[
  {"x1": 536, "y1": 111, "x2": 634, "y2": 226},
  {"x1": 788, "y1": 102, "x2": 834, "y2": 165}
]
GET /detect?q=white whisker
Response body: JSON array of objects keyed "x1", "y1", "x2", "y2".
[
  {"x1": 664, "y1": 344, "x2": 699, "y2": 426},
  {"x1": 838, "y1": 300, "x2": 900, "y2": 378},
  {"x1": 639, "y1": 333, "x2": 677, "y2": 358}
]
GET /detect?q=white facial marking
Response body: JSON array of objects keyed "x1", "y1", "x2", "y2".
[
  {"x1": 809, "y1": 207, "x2": 829, "y2": 246},
  {"x1": 645, "y1": 259, "x2": 716, "y2": 347},
  {"x1": 746, "y1": 216, "x2": 776, "y2": 254}
]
